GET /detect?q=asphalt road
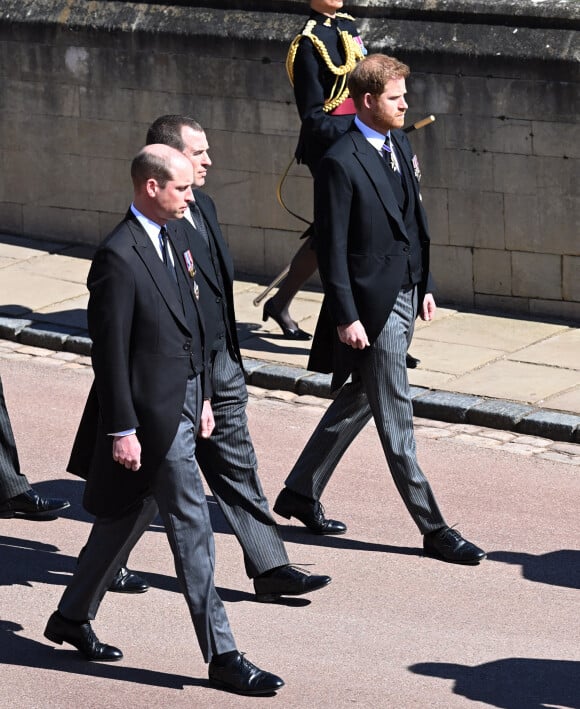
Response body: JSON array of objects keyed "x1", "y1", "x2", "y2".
[{"x1": 1, "y1": 357, "x2": 579, "y2": 708}]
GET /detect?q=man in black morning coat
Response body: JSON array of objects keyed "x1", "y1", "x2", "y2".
[{"x1": 43, "y1": 144, "x2": 284, "y2": 696}]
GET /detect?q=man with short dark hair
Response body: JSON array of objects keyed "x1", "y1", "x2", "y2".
[
  {"x1": 143, "y1": 114, "x2": 331, "y2": 602},
  {"x1": 274, "y1": 55, "x2": 486, "y2": 566}
]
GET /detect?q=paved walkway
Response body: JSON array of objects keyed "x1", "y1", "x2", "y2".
[{"x1": 0, "y1": 232, "x2": 579, "y2": 442}]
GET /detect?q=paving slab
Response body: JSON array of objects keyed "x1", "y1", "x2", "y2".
[
  {"x1": 0, "y1": 233, "x2": 579, "y2": 441},
  {"x1": 506, "y1": 327, "x2": 580, "y2": 370},
  {"x1": 407, "y1": 339, "x2": 506, "y2": 375},
  {"x1": 0, "y1": 270, "x2": 87, "y2": 315},
  {"x1": 439, "y1": 360, "x2": 580, "y2": 404},
  {"x1": 14, "y1": 254, "x2": 91, "y2": 284},
  {"x1": 414, "y1": 312, "x2": 567, "y2": 351},
  {"x1": 541, "y1": 386, "x2": 580, "y2": 414}
]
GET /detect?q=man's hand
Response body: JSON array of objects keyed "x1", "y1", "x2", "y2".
[
  {"x1": 337, "y1": 320, "x2": 370, "y2": 349},
  {"x1": 112, "y1": 433, "x2": 141, "y2": 471},
  {"x1": 199, "y1": 399, "x2": 215, "y2": 439},
  {"x1": 420, "y1": 293, "x2": 436, "y2": 322}
]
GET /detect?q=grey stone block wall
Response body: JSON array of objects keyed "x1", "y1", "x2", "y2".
[{"x1": 0, "y1": 0, "x2": 578, "y2": 316}]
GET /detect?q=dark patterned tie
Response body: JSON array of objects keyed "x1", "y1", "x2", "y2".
[
  {"x1": 382, "y1": 133, "x2": 400, "y2": 175},
  {"x1": 189, "y1": 201, "x2": 210, "y2": 246}
]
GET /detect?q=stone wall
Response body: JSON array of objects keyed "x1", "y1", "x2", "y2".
[{"x1": 0, "y1": 0, "x2": 578, "y2": 319}]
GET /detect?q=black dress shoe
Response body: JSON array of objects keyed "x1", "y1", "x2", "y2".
[
  {"x1": 44, "y1": 611, "x2": 123, "y2": 661},
  {"x1": 423, "y1": 526, "x2": 486, "y2": 565},
  {"x1": 209, "y1": 652, "x2": 284, "y2": 695},
  {"x1": 262, "y1": 298, "x2": 312, "y2": 340},
  {"x1": 0, "y1": 488, "x2": 70, "y2": 518},
  {"x1": 273, "y1": 488, "x2": 347, "y2": 535},
  {"x1": 254, "y1": 564, "x2": 331, "y2": 602},
  {"x1": 406, "y1": 353, "x2": 421, "y2": 369},
  {"x1": 108, "y1": 566, "x2": 150, "y2": 594}
]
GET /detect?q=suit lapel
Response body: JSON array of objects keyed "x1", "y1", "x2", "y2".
[
  {"x1": 166, "y1": 223, "x2": 207, "y2": 332},
  {"x1": 350, "y1": 131, "x2": 408, "y2": 238},
  {"x1": 173, "y1": 217, "x2": 221, "y2": 292},
  {"x1": 195, "y1": 193, "x2": 235, "y2": 285},
  {"x1": 391, "y1": 131, "x2": 429, "y2": 238},
  {"x1": 127, "y1": 218, "x2": 188, "y2": 330}
]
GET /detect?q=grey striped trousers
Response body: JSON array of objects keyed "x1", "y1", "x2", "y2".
[
  {"x1": 118, "y1": 349, "x2": 289, "y2": 579},
  {"x1": 195, "y1": 348, "x2": 289, "y2": 577},
  {"x1": 284, "y1": 287, "x2": 446, "y2": 535},
  {"x1": 0, "y1": 374, "x2": 30, "y2": 502}
]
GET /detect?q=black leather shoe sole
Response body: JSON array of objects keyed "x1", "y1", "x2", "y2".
[
  {"x1": 423, "y1": 547, "x2": 486, "y2": 565},
  {"x1": 273, "y1": 502, "x2": 347, "y2": 535},
  {"x1": 209, "y1": 660, "x2": 285, "y2": 696},
  {"x1": 0, "y1": 501, "x2": 70, "y2": 518},
  {"x1": 208, "y1": 677, "x2": 283, "y2": 696},
  {"x1": 254, "y1": 575, "x2": 332, "y2": 603},
  {"x1": 108, "y1": 569, "x2": 150, "y2": 594},
  {"x1": 44, "y1": 613, "x2": 123, "y2": 662}
]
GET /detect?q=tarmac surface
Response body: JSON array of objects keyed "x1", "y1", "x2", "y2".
[
  {"x1": 0, "y1": 233, "x2": 579, "y2": 707},
  {"x1": 0, "y1": 356, "x2": 579, "y2": 708},
  {"x1": 0, "y1": 232, "x2": 579, "y2": 442}
]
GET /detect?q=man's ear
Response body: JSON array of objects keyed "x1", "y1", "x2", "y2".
[
  {"x1": 145, "y1": 178, "x2": 158, "y2": 198},
  {"x1": 362, "y1": 92, "x2": 373, "y2": 110}
]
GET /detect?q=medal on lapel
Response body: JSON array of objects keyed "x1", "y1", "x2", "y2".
[
  {"x1": 182, "y1": 250, "x2": 200, "y2": 300},
  {"x1": 183, "y1": 250, "x2": 196, "y2": 278},
  {"x1": 412, "y1": 154, "x2": 421, "y2": 182}
]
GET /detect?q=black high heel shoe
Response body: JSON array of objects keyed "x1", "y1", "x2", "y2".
[
  {"x1": 406, "y1": 353, "x2": 421, "y2": 369},
  {"x1": 262, "y1": 298, "x2": 312, "y2": 340}
]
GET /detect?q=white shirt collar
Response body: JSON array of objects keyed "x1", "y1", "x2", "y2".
[
  {"x1": 354, "y1": 116, "x2": 389, "y2": 152},
  {"x1": 130, "y1": 204, "x2": 166, "y2": 261}
]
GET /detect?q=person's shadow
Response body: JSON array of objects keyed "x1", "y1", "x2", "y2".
[
  {"x1": 0, "y1": 619, "x2": 205, "y2": 690},
  {"x1": 409, "y1": 657, "x2": 580, "y2": 709},
  {"x1": 488, "y1": 550, "x2": 580, "y2": 590},
  {"x1": 1, "y1": 483, "x2": 305, "y2": 605}
]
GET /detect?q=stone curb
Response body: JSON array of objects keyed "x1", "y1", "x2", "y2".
[{"x1": 1, "y1": 316, "x2": 578, "y2": 444}]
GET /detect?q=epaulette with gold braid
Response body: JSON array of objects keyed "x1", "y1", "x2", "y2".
[{"x1": 285, "y1": 17, "x2": 364, "y2": 107}]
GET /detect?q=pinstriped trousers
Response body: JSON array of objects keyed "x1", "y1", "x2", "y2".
[
  {"x1": 59, "y1": 375, "x2": 236, "y2": 663},
  {"x1": 0, "y1": 374, "x2": 31, "y2": 502},
  {"x1": 284, "y1": 287, "x2": 446, "y2": 535},
  {"x1": 115, "y1": 350, "x2": 289, "y2": 580},
  {"x1": 195, "y1": 349, "x2": 289, "y2": 578}
]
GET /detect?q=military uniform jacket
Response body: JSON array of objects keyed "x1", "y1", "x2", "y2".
[{"x1": 289, "y1": 10, "x2": 365, "y2": 173}]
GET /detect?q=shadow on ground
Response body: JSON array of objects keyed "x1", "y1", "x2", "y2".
[{"x1": 409, "y1": 657, "x2": 580, "y2": 709}]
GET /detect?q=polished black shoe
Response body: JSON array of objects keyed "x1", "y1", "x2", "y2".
[
  {"x1": 209, "y1": 651, "x2": 284, "y2": 695},
  {"x1": 108, "y1": 566, "x2": 150, "y2": 594},
  {"x1": 273, "y1": 488, "x2": 347, "y2": 535},
  {"x1": 0, "y1": 488, "x2": 70, "y2": 518},
  {"x1": 406, "y1": 353, "x2": 421, "y2": 369},
  {"x1": 44, "y1": 611, "x2": 123, "y2": 661},
  {"x1": 254, "y1": 564, "x2": 331, "y2": 602},
  {"x1": 262, "y1": 298, "x2": 312, "y2": 340},
  {"x1": 423, "y1": 526, "x2": 486, "y2": 565}
]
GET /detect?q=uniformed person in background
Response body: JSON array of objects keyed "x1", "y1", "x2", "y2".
[{"x1": 262, "y1": 0, "x2": 365, "y2": 340}]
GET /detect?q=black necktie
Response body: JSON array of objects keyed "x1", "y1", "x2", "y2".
[
  {"x1": 159, "y1": 226, "x2": 177, "y2": 282},
  {"x1": 190, "y1": 202, "x2": 209, "y2": 246},
  {"x1": 382, "y1": 134, "x2": 400, "y2": 175}
]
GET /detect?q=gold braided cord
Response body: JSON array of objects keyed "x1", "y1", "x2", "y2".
[
  {"x1": 286, "y1": 18, "x2": 364, "y2": 93},
  {"x1": 286, "y1": 33, "x2": 303, "y2": 86}
]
